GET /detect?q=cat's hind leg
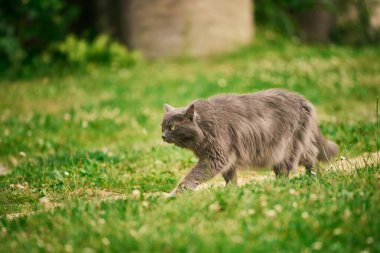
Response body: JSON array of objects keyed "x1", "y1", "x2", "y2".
[
  {"x1": 301, "y1": 157, "x2": 317, "y2": 176},
  {"x1": 273, "y1": 154, "x2": 300, "y2": 177},
  {"x1": 300, "y1": 145, "x2": 318, "y2": 176},
  {"x1": 304, "y1": 163, "x2": 316, "y2": 176},
  {"x1": 221, "y1": 166, "x2": 237, "y2": 185},
  {"x1": 273, "y1": 163, "x2": 290, "y2": 177},
  {"x1": 274, "y1": 141, "x2": 305, "y2": 177}
]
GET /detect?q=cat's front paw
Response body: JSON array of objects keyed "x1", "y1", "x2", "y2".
[
  {"x1": 162, "y1": 181, "x2": 197, "y2": 198},
  {"x1": 177, "y1": 180, "x2": 197, "y2": 192},
  {"x1": 162, "y1": 188, "x2": 178, "y2": 198}
]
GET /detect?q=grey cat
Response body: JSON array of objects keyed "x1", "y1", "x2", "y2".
[{"x1": 161, "y1": 89, "x2": 338, "y2": 196}]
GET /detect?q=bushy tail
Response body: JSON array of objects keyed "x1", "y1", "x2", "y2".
[{"x1": 317, "y1": 133, "x2": 339, "y2": 162}]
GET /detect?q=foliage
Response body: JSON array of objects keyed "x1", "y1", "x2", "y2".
[
  {"x1": 0, "y1": 1, "x2": 138, "y2": 74},
  {"x1": 255, "y1": 0, "x2": 380, "y2": 45},
  {"x1": 255, "y1": 0, "x2": 334, "y2": 36},
  {"x1": 332, "y1": 0, "x2": 380, "y2": 45},
  {"x1": 0, "y1": 35, "x2": 379, "y2": 252},
  {"x1": 0, "y1": 0, "x2": 78, "y2": 70},
  {"x1": 51, "y1": 34, "x2": 140, "y2": 67}
]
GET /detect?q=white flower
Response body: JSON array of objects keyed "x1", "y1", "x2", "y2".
[
  {"x1": 312, "y1": 241, "x2": 323, "y2": 250},
  {"x1": 63, "y1": 113, "x2": 71, "y2": 121},
  {"x1": 366, "y1": 237, "x2": 374, "y2": 244},
  {"x1": 101, "y1": 237, "x2": 110, "y2": 246},
  {"x1": 0, "y1": 164, "x2": 9, "y2": 176},
  {"x1": 289, "y1": 188, "x2": 297, "y2": 195},
  {"x1": 208, "y1": 202, "x2": 221, "y2": 212},
  {"x1": 132, "y1": 189, "x2": 141, "y2": 199},
  {"x1": 274, "y1": 204, "x2": 283, "y2": 212},
  {"x1": 81, "y1": 121, "x2": 89, "y2": 128},
  {"x1": 333, "y1": 228, "x2": 342, "y2": 236},
  {"x1": 260, "y1": 197, "x2": 268, "y2": 207},
  {"x1": 343, "y1": 209, "x2": 351, "y2": 220},
  {"x1": 301, "y1": 211, "x2": 309, "y2": 219},
  {"x1": 310, "y1": 194, "x2": 318, "y2": 201},
  {"x1": 39, "y1": 197, "x2": 50, "y2": 208},
  {"x1": 15, "y1": 183, "x2": 27, "y2": 190},
  {"x1": 265, "y1": 209, "x2": 276, "y2": 218},
  {"x1": 64, "y1": 244, "x2": 73, "y2": 253}
]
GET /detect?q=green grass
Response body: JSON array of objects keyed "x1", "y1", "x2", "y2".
[
  {"x1": 0, "y1": 32, "x2": 379, "y2": 252},
  {"x1": 1, "y1": 167, "x2": 379, "y2": 252}
]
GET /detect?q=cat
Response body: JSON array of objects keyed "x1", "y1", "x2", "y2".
[{"x1": 161, "y1": 89, "x2": 338, "y2": 196}]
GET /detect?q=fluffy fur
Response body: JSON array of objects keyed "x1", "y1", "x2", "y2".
[{"x1": 161, "y1": 89, "x2": 338, "y2": 194}]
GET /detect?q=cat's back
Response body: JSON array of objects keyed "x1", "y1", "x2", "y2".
[
  {"x1": 204, "y1": 89, "x2": 311, "y2": 118},
  {"x1": 210, "y1": 88, "x2": 304, "y2": 103}
]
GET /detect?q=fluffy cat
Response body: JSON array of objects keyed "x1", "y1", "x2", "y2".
[{"x1": 161, "y1": 89, "x2": 338, "y2": 196}]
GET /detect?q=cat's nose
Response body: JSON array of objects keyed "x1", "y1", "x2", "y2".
[{"x1": 162, "y1": 132, "x2": 167, "y2": 140}]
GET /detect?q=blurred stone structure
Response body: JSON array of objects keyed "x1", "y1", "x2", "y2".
[
  {"x1": 95, "y1": 0, "x2": 253, "y2": 58},
  {"x1": 295, "y1": 6, "x2": 334, "y2": 43},
  {"x1": 294, "y1": 0, "x2": 380, "y2": 44},
  {"x1": 335, "y1": 0, "x2": 380, "y2": 44},
  {"x1": 371, "y1": 3, "x2": 380, "y2": 29}
]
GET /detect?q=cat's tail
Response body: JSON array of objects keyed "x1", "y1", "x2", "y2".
[{"x1": 316, "y1": 131, "x2": 339, "y2": 162}]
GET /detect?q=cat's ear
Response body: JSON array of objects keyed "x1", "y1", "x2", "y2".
[
  {"x1": 184, "y1": 104, "x2": 195, "y2": 121},
  {"x1": 164, "y1": 104, "x2": 175, "y2": 113}
]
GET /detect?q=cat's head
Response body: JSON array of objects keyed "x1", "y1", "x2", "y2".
[{"x1": 161, "y1": 103, "x2": 204, "y2": 149}]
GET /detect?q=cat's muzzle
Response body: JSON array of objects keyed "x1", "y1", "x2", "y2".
[{"x1": 162, "y1": 133, "x2": 172, "y2": 143}]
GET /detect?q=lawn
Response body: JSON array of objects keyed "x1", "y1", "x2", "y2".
[{"x1": 0, "y1": 33, "x2": 379, "y2": 252}]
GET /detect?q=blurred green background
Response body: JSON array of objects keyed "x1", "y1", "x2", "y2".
[
  {"x1": 0, "y1": 1, "x2": 379, "y2": 252},
  {"x1": 1, "y1": 0, "x2": 380, "y2": 76}
]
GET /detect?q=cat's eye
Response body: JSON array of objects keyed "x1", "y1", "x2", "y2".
[{"x1": 169, "y1": 125, "x2": 176, "y2": 131}]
